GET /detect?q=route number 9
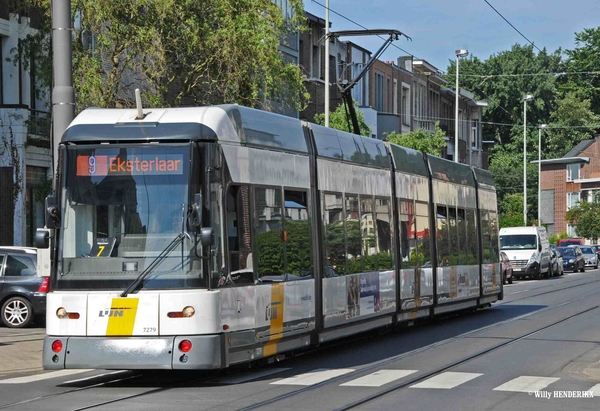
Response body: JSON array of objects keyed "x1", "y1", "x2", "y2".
[{"x1": 88, "y1": 156, "x2": 96, "y2": 175}]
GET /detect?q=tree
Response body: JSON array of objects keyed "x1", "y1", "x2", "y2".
[
  {"x1": 565, "y1": 194, "x2": 600, "y2": 242},
  {"x1": 445, "y1": 45, "x2": 562, "y2": 150},
  {"x1": 22, "y1": 0, "x2": 309, "y2": 112},
  {"x1": 562, "y1": 27, "x2": 600, "y2": 116},
  {"x1": 384, "y1": 121, "x2": 447, "y2": 157},
  {"x1": 314, "y1": 101, "x2": 372, "y2": 137},
  {"x1": 544, "y1": 92, "x2": 600, "y2": 159}
]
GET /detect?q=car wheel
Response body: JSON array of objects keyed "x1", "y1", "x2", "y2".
[
  {"x1": 1, "y1": 296, "x2": 34, "y2": 328},
  {"x1": 508, "y1": 277, "x2": 513, "y2": 284}
]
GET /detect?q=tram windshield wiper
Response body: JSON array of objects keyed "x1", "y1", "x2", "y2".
[{"x1": 120, "y1": 233, "x2": 187, "y2": 297}]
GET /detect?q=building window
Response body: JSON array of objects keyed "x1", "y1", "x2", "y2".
[
  {"x1": 393, "y1": 79, "x2": 398, "y2": 115},
  {"x1": 567, "y1": 192, "x2": 579, "y2": 211},
  {"x1": 566, "y1": 163, "x2": 580, "y2": 181},
  {"x1": 402, "y1": 86, "x2": 410, "y2": 126},
  {"x1": 472, "y1": 120, "x2": 479, "y2": 149},
  {"x1": 375, "y1": 72, "x2": 384, "y2": 111}
]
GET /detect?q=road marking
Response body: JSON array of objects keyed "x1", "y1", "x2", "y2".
[
  {"x1": 271, "y1": 369, "x2": 354, "y2": 386},
  {"x1": 341, "y1": 369, "x2": 418, "y2": 387},
  {"x1": 589, "y1": 383, "x2": 600, "y2": 396},
  {"x1": 0, "y1": 369, "x2": 93, "y2": 384},
  {"x1": 493, "y1": 376, "x2": 560, "y2": 392},
  {"x1": 410, "y1": 372, "x2": 482, "y2": 389},
  {"x1": 508, "y1": 290, "x2": 529, "y2": 295},
  {"x1": 211, "y1": 368, "x2": 290, "y2": 384}
]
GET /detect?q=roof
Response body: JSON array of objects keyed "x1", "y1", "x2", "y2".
[{"x1": 564, "y1": 139, "x2": 594, "y2": 157}]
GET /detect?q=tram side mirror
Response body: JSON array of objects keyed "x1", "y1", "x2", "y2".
[
  {"x1": 45, "y1": 196, "x2": 60, "y2": 229},
  {"x1": 35, "y1": 228, "x2": 50, "y2": 249},
  {"x1": 189, "y1": 193, "x2": 202, "y2": 230},
  {"x1": 200, "y1": 227, "x2": 214, "y2": 246}
]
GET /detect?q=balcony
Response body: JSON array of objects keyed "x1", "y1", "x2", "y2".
[{"x1": 26, "y1": 109, "x2": 51, "y2": 148}]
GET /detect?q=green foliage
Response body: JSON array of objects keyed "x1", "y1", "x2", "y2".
[
  {"x1": 314, "y1": 101, "x2": 372, "y2": 137},
  {"x1": 565, "y1": 194, "x2": 600, "y2": 242},
  {"x1": 23, "y1": 0, "x2": 309, "y2": 112},
  {"x1": 544, "y1": 92, "x2": 600, "y2": 158},
  {"x1": 562, "y1": 27, "x2": 600, "y2": 114},
  {"x1": 384, "y1": 121, "x2": 447, "y2": 157},
  {"x1": 549, "y1": 232, "x2": 569, "y2": 246}
]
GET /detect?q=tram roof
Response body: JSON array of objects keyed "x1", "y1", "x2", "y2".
[
  {"x1": 473, "y1": 167, "x2": 496, "y2": 191},
  {"x1": 385, "y1": 143, "x2": 429, "y2": 177},
  {"x1": 62, "y1": 105, "x2": 309, "y2": 153},
  {"x1": 426, "y1": 154, "x2": 476, "y2": 187},
  {"x1": 308, "y1": 123, "x2": 389, "y2": 168}
]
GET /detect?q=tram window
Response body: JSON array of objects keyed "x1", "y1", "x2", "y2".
[
  {"x1": 448, "y1": 207, "x2": 458, "y2": 266},
  {"x1": 398, "y1": 200, "x2": 414, "y2": 267},
  {"x1": 436, "y1": 205, "x2": 449, "y2": 266},
  {"x1": 489, "y1": 211, "x2": 500, "y2": 263},
  {"x1": 255, "y1": 187, "x2": 284, "y2": 278},
  {"x1": 347, "y1": 195, "x2": 362, "y2": 273},
  {"x1": 457, "y1": 208, "x2": 468, "y2": 265},
  {"x1": 376, "y1": 198, "x2": 393, "y2": 270},
  {"x1": 416, "y1": 201, "x2": 430, "y2": 267},
  {"x1": 466, "y1": 209, "x2": 478, "y2": 262},
  {"x1": 284, "y1": 190, "x2": 312, "y2": 277},
  {"x1": 226, "y1": 185, "x2": 253, "y2": 284},
  {"x1": 481, "y1": 210, "x2": 491, "y2": 263},
  {"x1": 323, "y1": 192, "x2": 345, "y2": 276},
  {"x1": 361, "y1": 196, "x2": 377, "y2": 271}
]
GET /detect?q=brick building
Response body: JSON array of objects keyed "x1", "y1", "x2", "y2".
[{"x1": 538, "y1": 137, "x2": 600, "y2": 236}]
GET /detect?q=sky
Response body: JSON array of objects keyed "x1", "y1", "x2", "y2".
[{"x1": 303, "y1": 0, "x2": 600, "y2": 73}]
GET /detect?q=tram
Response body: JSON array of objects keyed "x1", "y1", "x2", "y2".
[{"x1": 36, "y1": 104, "x2": 500, "y2": 370}]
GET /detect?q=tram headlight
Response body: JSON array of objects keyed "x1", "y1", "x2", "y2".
[
  {"x1": 56, "y1": 307, "x2": 68, "y2": 319},
  {"x1": 182, "y1": 306, "x2": 195, "y2": 318}
]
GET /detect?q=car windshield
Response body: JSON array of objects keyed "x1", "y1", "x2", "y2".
[
  {"x1": 558, "y1": 247, "x2": 574, "y2": 256},
  {"x1": 580, "y1": 247, "x2": 594, "y2": 254},
  {"x1": 500, "y1": 234, "x2": 537, "y2": 250},
  {"x1": 57, "y1": 145, "x2": 205, "y2": 290}
]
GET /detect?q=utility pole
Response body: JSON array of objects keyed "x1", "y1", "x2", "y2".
[{"x1": 52, "y1": 0, "x2": 75, "y2": 179}]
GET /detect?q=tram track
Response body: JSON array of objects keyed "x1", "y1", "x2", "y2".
[
  {"x1": 1, "y1": 275, "x2": 598, "y2": 411},
  {"x1": 235, "y1": 285, "x2": 600, "y2": 411}
]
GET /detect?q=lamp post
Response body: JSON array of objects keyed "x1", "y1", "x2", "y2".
[
  {"x1": 454, "y1": 49, "x2": 468, "y2": 163},
  {"x1": 523, "y1": 94, "x2": 534, "y2": 225},
  {"x1": 538, "y1": 124, "x2": 548, "y2": 226},
  {"x1": 324, "y1": 0, "x2": 330, "y2": 127}
]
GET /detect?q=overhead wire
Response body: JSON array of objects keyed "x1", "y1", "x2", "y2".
[
  {"x1": 484, "y1": 0, "x2": 543, "y2": 52},
  {"x1": 310, "y1": 0, "x2": 415, "y2": 58}
]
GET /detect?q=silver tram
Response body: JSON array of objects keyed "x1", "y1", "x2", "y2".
[{"x1": 36, "y1": 105, "x2": 501, "y2": 370}]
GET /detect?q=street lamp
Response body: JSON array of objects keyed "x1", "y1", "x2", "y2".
[
  {"x1": 455, "y1": 49, "x2": 468, "y2": 163},
  {"x1": 538, "y1": 124, "x2": 548, "y2": 225},
  {"x1": 523, "y1": 94, "x2": 534, "y2": 225}
]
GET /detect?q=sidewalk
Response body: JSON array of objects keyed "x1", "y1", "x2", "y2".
[{"x1": 0, "y1": 327, "x2": 45, "y2": 376}]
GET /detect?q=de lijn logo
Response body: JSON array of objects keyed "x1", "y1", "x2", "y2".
[{"x1": 98, "y1": 307, "x2": 133, "y2": 317}]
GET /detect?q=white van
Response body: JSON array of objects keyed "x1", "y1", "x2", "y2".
[{"x1": 499, "y1": 226, "x2": 551, "y2": 280}]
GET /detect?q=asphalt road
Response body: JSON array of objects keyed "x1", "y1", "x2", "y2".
[{"x1": 1, "y1": 270, "x2": 599, "y2": 411}]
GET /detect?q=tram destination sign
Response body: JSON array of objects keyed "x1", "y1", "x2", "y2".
[{"x1": 76, "y1": 154, "x2": 183, "y2": 176}]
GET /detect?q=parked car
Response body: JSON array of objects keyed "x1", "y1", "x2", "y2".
[
  {"x1": 550, "y1": 249, "x2": 564, "y2": 276},
  {"x1": 500, "y1": 251, "x2": 513, "y2": 284},
  {"x1": 557, "y1": 238, "x2": 584, "y2": 247},
  {"x1": 556, "y1": 246, "x2": 585, "y2": 273},
  {"x1": 0, "y1": 247, "x2": 48, "y2": 328},
  {"x1": 578, "y1": 246, "x2": 598, "y2": 269}
]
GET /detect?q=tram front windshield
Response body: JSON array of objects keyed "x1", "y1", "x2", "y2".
[{"x1": 57, "y1": 145, "x2": 205, "y2": 290}]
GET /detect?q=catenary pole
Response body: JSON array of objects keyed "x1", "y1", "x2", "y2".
[{"x1": 52, "y1": 0, "x2": 75, "y2": 181}]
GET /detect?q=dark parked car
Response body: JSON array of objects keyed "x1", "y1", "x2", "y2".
[
  {"x1": 556, "y1": 246, "x2": 585, "y2": 273},
  {"x1": 500, "y1": 251, "x2": 513, "y2": 284},
  {"x1": 0, "y1": 247, "x2": 48, "y2": 328}
]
